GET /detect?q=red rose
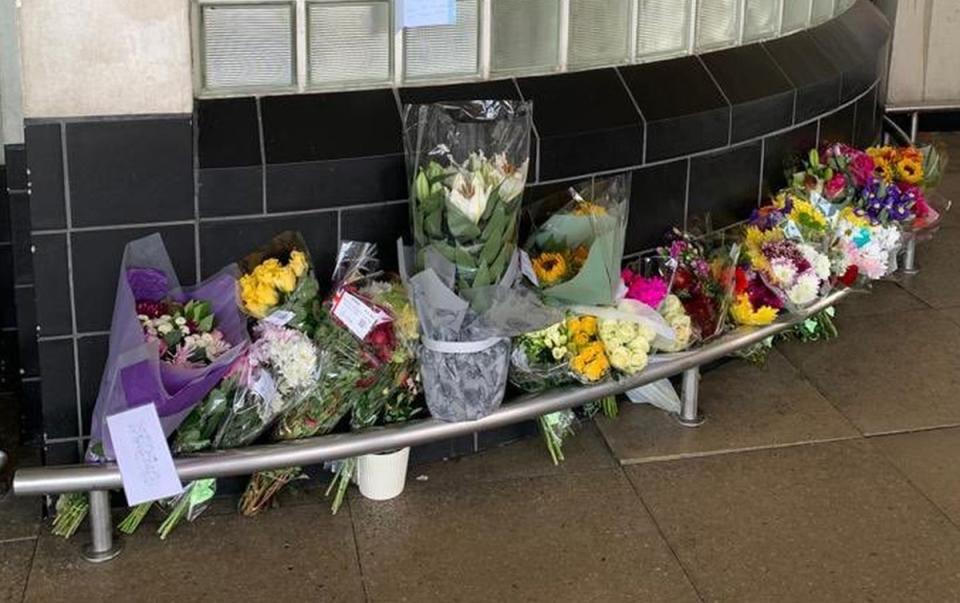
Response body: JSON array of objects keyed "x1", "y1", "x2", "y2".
[{"x1": 824, "y1": 174, "x2": 846, "y2": 200}]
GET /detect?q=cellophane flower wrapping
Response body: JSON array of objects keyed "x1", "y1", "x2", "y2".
[
  {"x1": 523, "y1": 174, "x2": 630, "y2": 306},
  {"x1": 86, "y1": 233, "x2": 250, "y2": 462},
  {"x1": 237, "y1": 231, "x2": 321, "y2": 334},
  {"x1": 401, "y1": 241, "x2": 562, "y2": 422},
  {"x1": 403, "y1": 100, "x2": 532, "y2": 298},
  {"x1": 621, "y1": 258, "x2": 693, "y2": 352}
]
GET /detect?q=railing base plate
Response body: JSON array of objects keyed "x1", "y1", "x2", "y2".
[
  {"x1": 676, "y1": 413, "x2": 706, "y2": 428},
  {"x1": 81, "y1": 541, "x2": 123, "y2": 563}
]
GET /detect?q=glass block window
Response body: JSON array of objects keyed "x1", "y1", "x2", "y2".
[
  {"x1": 568, "y1": 0, "x2": 630, "y2": 68},
  {"x1": 742, "y1": 0, "x2": 781, "y2": 42},
  {"x1": 307, "y1": 1, "x2": 391, "y2": 87},
  {"x1": 636, "y1": 0, "x2": 694, "y2": 60},
  {"x1": 490, "y1": 0, "x2": 561, "y2": 75},
  {"x1": 404, "y1": 0, "x2": 480, "y2": 81},
  {"x1": 780, "y1": 0, "x2": 812, "y2": 32},
  {"x1": 811, "y1": 0, "x2": 835, "y2": 23},
  {"x1": 696, "y1": 0, "x2": 742, "y2": 52},
  {"x1": 201, "y1": 3, "x2": 296, "y2": 91}
]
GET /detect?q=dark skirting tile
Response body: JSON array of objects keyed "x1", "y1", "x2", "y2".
[
  {"x1": 761, "y1": 122, "x2": 818, "y2": 200},
  {"x1": 199, "y1": 212, "x2": 338, "y2": 285},
  {"x1": 688, "y1": 142, "x2": 762, "y2": 230},
  {"x1": 38, "y1": 338, "x2": 78, "y2": 439},
  {"x1": 339, "y1": 202, "x2": 409, "y2": 272},
  {"x1": 24, "y1": 124, "x2": 66, "y2": 230},
  {"x1": 4, "y1": 145, "x2": 26, "y2": 191},
  {"x1": 0, "y1": 247, "x2": 14, "y2": 329},
  {"x1": 476, "y1": 420, "x2": 537, "y2": 450},
  {"x1": 763, "y1": 31, "x2": 842, "y2": 122},
  {"x1": 32, "y1": 233, "x2": 71, "y2": 337},
  {"x1": 516, "y1": 69, "x2": 643, "y2": 180},
  {"x1": 20, "y1": 379, "x2": 43, "y2": 444},
  {"x1": 0, "y1": 170, "x2": 10, "y2": 243},
  {"x1": 197, "y1": 97, "x2": 262, "y2": 169},
  {"x1": 398, "y1": 78, "x2": 521, "y2": 105},
  {"x1": 0, "y1": 330, "x2": 20, "y2": 391},
  {"x1": 261, "y1": 89, "x2": 402, "y2": 164},
  {"x1": 853, "y1": 86, "x2": 880, "y2": 149},
  {"x1": 819, "y1": 102, "x2": 856, "y2": 147},
  {"x1": 71, "y1": 225, "x2": 196, "y2": 333},
  {"x1": 76, "y1": 334, "x2": 108, "y2": 435},
  {"x1": 265, "y1": 154, "x2": 407, "y2": 212},
  {"x1": 66, "y1": 117, "x2": 194, "y2": 227},
  {"x1": 700, "y1": 45, "x2": 795, "y2": 143},
  {"x1": 198, "y1": 166, "x2": 263, "y2": 217},
  {"x1": 14, "y1": 287, "x2": 39, "y2": 378},
  {"x1": 43, "y1": 440, "x2": 82, "y2": 465},
  {"x1": 619, "y1": 58, "x2": 730, "y2": 161},
  {"x1": 626, "y1": 160, "x2": 688, "y2": 254},
  {"x1": 810, "y1": 2, "x2": 888, "y2": 103},
  {"x1": 9, "y1": 192, "x2": 33, "y2": 285}
]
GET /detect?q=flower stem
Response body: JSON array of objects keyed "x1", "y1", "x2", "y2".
[
  {"x1": 157, "y1": 496, "x2": 190, "y2": 540},
  {"x1": 118, "y1": 502, "x2": 152, "y2": 535},
  {"x1": 325, "y1": 459, "x2": 356, "y2": 515},
  {"x1": 600, "y1": 395, "x2": 618, "y2": 419},
  {"x1": 51, "y1": 493, "x2": 89, "y2": 539}
]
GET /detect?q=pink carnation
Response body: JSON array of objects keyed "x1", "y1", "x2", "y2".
[{"x1": 625, "y1": 275, "x2": 669, "y2": 309}]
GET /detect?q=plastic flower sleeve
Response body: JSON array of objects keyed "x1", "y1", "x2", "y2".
[
  {"x1": 523, "y1": 174, "x2": 631, "y2": 306},
  {"x1": 403, "y1": 100, "x2": 533, "y2": 297},
  {"x1": 86, "y1": 233, "x2": 250, "y2": 462}
]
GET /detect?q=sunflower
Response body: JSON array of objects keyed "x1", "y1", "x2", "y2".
[
  {"x1": 569, "y1": 245, "x2": 589, "y2": 269},
  {"x1": 789, "y1": 199, "x2": 828, "y2": 231},
  {"x1": 744, "y1": 226, "x2": 783, "y2": 273},
  {"x1": 532, "y1": 252, "x2": 568, "y2": 286},
  {"x1": 731, "y1": 293, "x2": 779, "y2": 326},
  {"x1": 896, "y1": 157, "x2": 924, "y2": 185},
  {"x1": 840, "y1": 206, "x2": 870, "y2": 228},
  {"x1": 571, "y1": 200, "x2": 608, "y2": 216}
]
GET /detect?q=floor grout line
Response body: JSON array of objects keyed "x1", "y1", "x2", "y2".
[
  {"x1": 0, "y1": 535, "x2": 38, "y2": 545},
  {"x1": 18, "y1": 534, "x2": 40, "y2": 603},
  {"x1": 345, "y1": 496, "x2": 372, "y2": 603},
  {"x1": 615, "y1": 434, "x2": 866, "y2": 467},
  {"x1": 618, "y1": 464, "x2": 707, "y2": 603}
]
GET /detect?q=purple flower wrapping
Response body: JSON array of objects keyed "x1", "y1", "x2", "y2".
[{"x1": 127, "y1": 267, "x2": 170, "y2": 302}]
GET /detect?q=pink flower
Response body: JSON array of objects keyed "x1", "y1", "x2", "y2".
[
  {"x1": 625, "y1": 275, "x2": 668, "y2": 309},
  {"x1": 848, "y1": 153, "x2": 876, "y2": 188},
  {"x1": 824, "y1": 174, "x2": 846, "y2": 200}
]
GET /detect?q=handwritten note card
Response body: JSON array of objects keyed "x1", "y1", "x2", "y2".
[
  {"x1": 399, "y1": 0, "x2": 456, "y2": 28},
  {"x1": 107, "y1": 404, "x2": 183, "y2": 506}
]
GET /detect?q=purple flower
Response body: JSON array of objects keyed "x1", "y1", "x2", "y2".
[{"x1": 127, "y1": 267, "x2": 169, "y2": 302}]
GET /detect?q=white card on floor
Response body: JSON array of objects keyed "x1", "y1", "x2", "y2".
[
  {"x1": 107, "y1": 404, "x2": 183, "y2": 506},
  {"x1": 398, "y1": 0, "x2": 456, "y2": 27}
]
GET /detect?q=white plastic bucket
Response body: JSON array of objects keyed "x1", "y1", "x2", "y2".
[{"x1": 356, "y1": 447, "x2": 411, "y2": 501}]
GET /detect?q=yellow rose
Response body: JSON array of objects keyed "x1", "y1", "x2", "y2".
[
  {"x1": 270, "y1": 266, "x2": 297, "y2": 293},
  {"x1": 288, "y1": 251, "x2": 309, "y2": 278},
  {"x1": 254, "y1": 282, "x2": 279, "y2": 308}
]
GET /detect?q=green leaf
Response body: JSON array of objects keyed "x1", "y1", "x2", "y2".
[
  {"x1": 490, "y1": 241, "x2": 513, "y2": 283},
  {"x1": 198, "y1": 314, "x2": 214, "y2": 332},
  {"x1": 430, "y1": 241, "x2": 458, "y2": 263},
  {"x1": 479, "y1": 207, "x2": 507, "y2": 266},
  {"x1": 446, "y1": 202, "x2": 482, "y2": 240},
  {"x1": 424, "y1": 206, "x2": 444, "y2": 238},
  {"x1": 472, "y1": 262, "x2": 493, "y2": 288},
  {"x1": 415, "y1": 171, "x2": 430, "y2": 202},
  {"x1": 453, "y1": 246, "x2": 477, "y2": 269}
]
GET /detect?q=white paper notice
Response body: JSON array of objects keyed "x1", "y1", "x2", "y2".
[
  {"x1": 399, "y1": 0, "x2": 456, "y2": 27},
  {"x1": 332, "y1": 291, "x2": 388, "y2": 340},
  {"x1": 107, "y1": 404, "x2": 183, "y2": 506}
]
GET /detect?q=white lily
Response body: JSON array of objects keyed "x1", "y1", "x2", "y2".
[
  {"x1": 492, "y1": 153, "x2": 528, "y2": 203},
  {"x1": 449, "y1": 171, "x2": 489, "y2": 225}
]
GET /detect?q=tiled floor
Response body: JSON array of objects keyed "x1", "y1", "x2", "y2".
[{"x1": 4, "y1": 142, "x2": 960, "y2": 602}]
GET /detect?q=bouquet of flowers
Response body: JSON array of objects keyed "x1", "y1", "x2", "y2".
[
  {"x1": 404, "y1": 100, "x2": 532, "y2": 295},
  {"x1": 524, "y1": 175, "x2": 630, "y2": 306},
  {"x1": 831, "y1": 206, "x2": 902, "y2": 284},
  {"x1": 742, "y1": 225, "x2": 831, "y2": 310},
  {"x1": 620, "y1": 264, "x2": 693, "y2": 352},
  {"x1": 510, "y1": 321, "x2": 576, "y2": 393},
  {"x1": 238, "y1": 231, "x2": 320, "y2": 333},
  {"x1": 791, "y1": 144, "x2": 875, "y2": 205},
  {"x1": 137, "y1": 297, "x2": 232, "y2": 368},
  {"x1": 730, "y1": 266, "x2": 782, "y2": 326}
]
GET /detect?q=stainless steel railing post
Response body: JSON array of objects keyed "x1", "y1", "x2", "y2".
[
  {"x1": 80, "y1": 490, "x2": 122, "y2": 563},
  {"x1": 677, "y1": 366, "x2": 705, "y2": 427},
  {"x1": 902, "y1": 234, "x2": 919, "y2": 275}
]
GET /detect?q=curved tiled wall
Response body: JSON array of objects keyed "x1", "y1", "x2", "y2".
[{"x1": 8, "y1": 0, "x2": 890, "y2": 462}]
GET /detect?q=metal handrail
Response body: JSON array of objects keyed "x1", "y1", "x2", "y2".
[{"x1": 13, "y1": 288, "x2": 850, "y2": 497}]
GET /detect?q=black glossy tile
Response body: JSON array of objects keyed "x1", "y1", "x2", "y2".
[
  {"x1": 619, "y1": 58, "x2": 730, "y2": 161},
  {"x1": 4, "y1": 145, "x2": 26, "y2": 191},
  {"x1": 398, "y1": 79, "x2": 520, "y2": 105},
  {"x1": 38, "y1": 338, "x2": 78, "y2": 439},
  {"x1": 43, "y1": 441, "x2": 81, "y2": 465},
  {"x1": 700, "y1": 45, "x2": 794, "y2": 143},
  {"x1": 197, "y1": 97, "x2": 262, "y2": 169},
  {"x1": 761, "y1": 122, "x2": 818, "y2": 200},
  {"x1": 262, "y1": 89, "x2": 402, "y2": 164},
  {"x1": 24, "y1": 123, "x2": 66, "y2": 230},
  {"x1": 71, "y1": 226, "x2": 196, "y2": 333},
  {"x1": 9, "y1": 192, "x2": 33, "y2": 285},
  {"x1": 0, "y1": 247, "x2": 14, "y2": 328},
  {"x1": 265, "y1": 154, "x2": 407, "y2": 212},
  {"x1": 477, "y1": 420, "x2": 537, "y2": 450},
  {"x1": 199, "y1": 212, "x2": 338, "y2": 285},
  {"x1": 763, "y1": 31, "x2": 842, "y2": 122},
  {"x1": 14, "y1": 286, "x2": 38, "y2": 378},
  {"x1": 516, "y1": 69, "x2": 643, "y2": 180},
  {"x1": 853, "y1": 86, "x2": 880, "y2": 149},
  {"x1": 20, "y1": 379, "x2": 43, "y2": 443},
  {"x1": 66, "y1": 117, "x2": 194, "y2": 227},
  {"x1": 199, "y1": 166, "x2": 263, "y2": 217},
  {"x1": 0, "y1": 331, "x2": 20, "y2": 391},
  {"x1": 810, "y1": 3, "x2": 888, "y2": 103},
  {"x1": 340, "y1": 201, "x2": 409, "y2": 273},
  {"x1": 819, "y1": 102, "x2": 856, "y2": 146},
  {"x1": 76, "y1": 334, "x2": 108, "y2": 435},
  {"x1": 688, "y1": 142, "x2": 762, "y2": 230},
  {"x1": 627, "y1": 160, "x2": 687, "y2": 254},
  {"x1": 0, "y1": 170, "x2": 10, "y2": 243},
  {"x1": 31, "y1": 234, "x2": 71, "y2": 337}
]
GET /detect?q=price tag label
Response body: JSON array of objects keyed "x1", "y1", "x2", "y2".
[
  {"x1": 107, "y1": 404, "x2": 183, "y2": 506},
  {"x1": 263, "y1": 309, "x2": 295, "y2": 326},
  {"x1": 519, "y1": 250, "x2": 539, "y2": 286},
  {"x1": 332, "y1": 290, "x2": 389, "y2": 340}
]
